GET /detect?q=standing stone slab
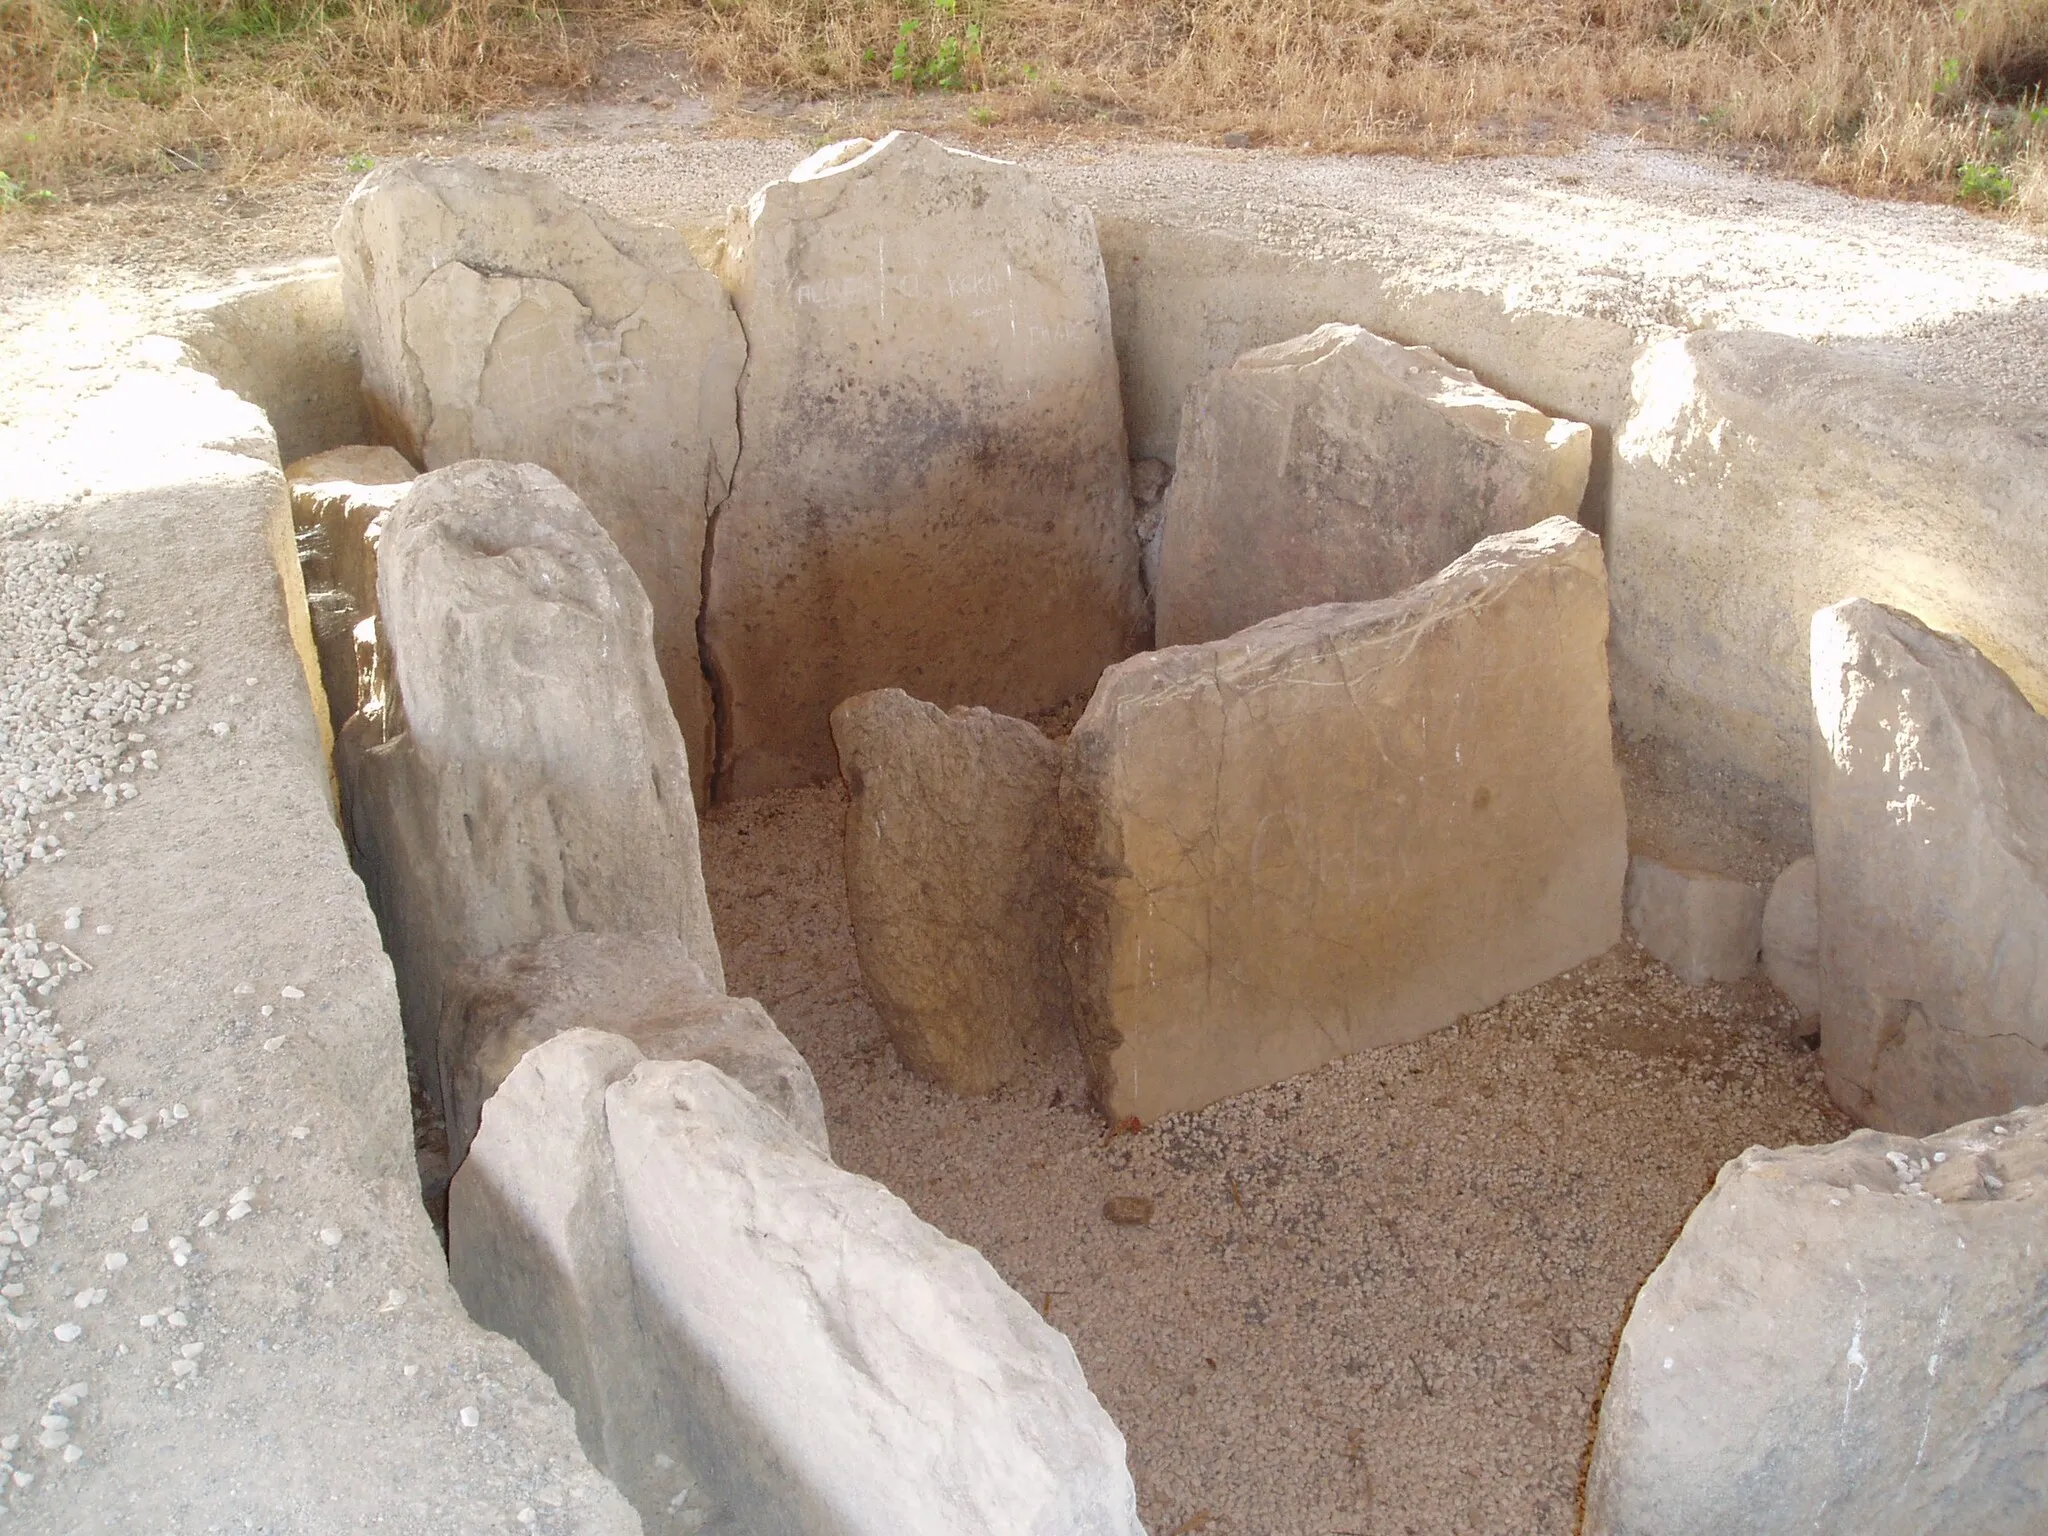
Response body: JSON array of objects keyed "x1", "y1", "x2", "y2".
[
  {"x1": 1065, "y1": 518, "x2": 1626, "y2": 1123},
  {"x1": 440, "y1": 931, "x2": 826, "y2": 1172},
  {"x1": 1156, "y1": 323, "x2": 1591, "y2": 647},
  {"x1": 338, "y1": 461, "x2": 723, "y2": 1085},
  {"x1": 1811, "y1": 599, "x2": 2048, "y2": 1133},
  {"x1": 287, "y1": 446, "x2": 417, "y2": 731},
  {"x1": 707, "y1": 132, "x2": 1148, "y2": 797},
  {"x1": 1623, "y1": 854, "x2": 1764, "y2": 985},
  {"x1": 608, "y1": 1058, "x2": 1145, "y2": 1536},
  {"x1": 335, "y1": 159, "x2": 745, "y2": 802},
  {"x1": 1585, "y1": 1105, "x2": 2048, "y2": 1535},
  {"x1": 1762, "y1": 855, "x2": 1820, "y2": 1021},
  {"x1": 830, "y1": 688, "x2": 1067, "y2": 1095}
]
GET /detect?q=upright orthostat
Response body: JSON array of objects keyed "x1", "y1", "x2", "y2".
[
  {"x1": 1064, "y1": 517, "x2": 1626, "y2": 1122},
  {"x1": 334, "y1": 159, "x2": 745, "y2": 802},
  {"x1": 706, "y1": 133, "x2": 1149, "y2": 797},
  {"x1": 338, "y1": 461, "x2": 724, "y2": 1084},
  {"x1": 1811, "y1": 598, "x2": 2048, "y2": 1133},
  {"x1": 1585, "y1": 1106, "x2": 2048, "y2": 1535},
  {"x1": 1156, "y1": 323, "x2": 1590, "y2": 647}
]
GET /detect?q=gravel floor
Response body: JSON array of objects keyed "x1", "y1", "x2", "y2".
[{"x1": 700, "y1": 783, "x2": 1851, "y2": 1536}]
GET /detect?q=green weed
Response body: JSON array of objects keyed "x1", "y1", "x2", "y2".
[{"x1": 1959, "y1": 157, "x2": 2017, "y2": 201}]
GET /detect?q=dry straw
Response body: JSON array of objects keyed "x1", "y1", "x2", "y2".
[{"x1": 2, "y1": 0, "x2": 2044, "y2": 214}]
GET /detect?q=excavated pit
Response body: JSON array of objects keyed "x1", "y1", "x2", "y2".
[{"x1": 103, "y1": 133, "x2": 2041, "y2": 1535}]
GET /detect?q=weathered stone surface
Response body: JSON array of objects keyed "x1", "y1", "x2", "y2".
[
  {"x1": 1585, "y1": 1104, "x2": 2048, "y2": 1535},
  {"x1": 335, "y1": 158, "x2": 745, "y2": 801},
  {"x1": 1624, "y1": 854, "x2": 1763, "y2": 985},
  {"x1": 1762, "y1": 854, "x2": 1819, "y2": 1020},
  {"x1": 1064, "y1": 517, "x2": 1626, "y2": 1123},
  {"x1": 452, "y1": 1034, "x2": 1143, "y2": 1535},
  {"x1": 1610, "y1": 331, "x2": 2048, "y2": 812},
  {"x1": 287, "y1": 447, "x2": 417, "y2": 731},
  {"x1": 1811, "y1": 599, "x2": 2048, "y2": 1133},
  {"x1": 830, "y1": 688, "x2": 1067, "y2": 1095},
  {"x1": 440, "y1": 931, "x2": 825, "y2": 1171},
  {"x1": 1156, "y1": 323, "x2": 1591, "y2": 647},
  {"x1": 610, "y1": 1057, "x2": 1145, "y2": 1536},
  {"x1": 338, "y1": 461, "x2": 723, "y2": 1087},
  {"x1": 706, "y1": 132, "x2": 1148, "y2": 796}
]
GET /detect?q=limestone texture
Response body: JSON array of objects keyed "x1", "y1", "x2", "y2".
[
  {"x1": 451, "y1": 1034, "x2": 1144, "y2": 1536},
  {"x1": 337, "y1": 460, "x2": 723, "y2": 1087},
  {"x1": 1609, "y1": 330, "x2": 2048, "y2": 809},
  {"x1": 1762, "y1": 855, "x2": 1819, "y2": 1020},
  {"x1": 1811, "y1": 599, "x2": 2048, "y2": 1134},
  {"x1": 1064, "y1": 517, "x2": 1626, "y2": 1123},
  {"x1": 1156, "y1": 323, "x2": 1591, "y2": 647},
  {"x1": 1584, "y1": 1104, "x2": 2048, "y2": 1535},
  {"x1": 830, "y1": 688, "x2": 1068, "y2": 1095},
  {"x1": 1623, "y1": 854, "x2": 1763, "y2": 986},
  {"x1": 706, "y1": 132, "x2": 1148, "y2": 796},
  {"x1": 287, "y1": 446, "x2": 417, "y2": 731},
  {"x1": 334, "y1": 159, "x2": 745, "y2": 800},
  {"x1": 440, "y1": 931, "x2": 825, "y2": 1171}
]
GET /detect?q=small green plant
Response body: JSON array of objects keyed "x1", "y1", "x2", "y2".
[
  {"x1": 890, "y1": 0, "x2": 985, "y2": 92},
  {"x1": 0, "y1": 172, "x2": 57, "y2": 210},
  {"x1": 346, "y1": 151, "x2": 375, "y2": 174},
  {"x1": 1959, "y1": 159, "x2": 2016, "y2": 204}
]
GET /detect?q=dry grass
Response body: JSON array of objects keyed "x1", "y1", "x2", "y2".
[{"x1": 3, "y1": 0, "x2": 2045, "y2": 216}]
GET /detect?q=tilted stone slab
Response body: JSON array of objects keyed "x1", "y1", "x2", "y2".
[
  {"x1": 1585, "y1": 1104, "x2": 2048, "y2": 1535},
  {"x1": 1609, "y1": 330, "x2": 2048, "y2": 813},
  {"x1": 335, "y1": 159, "x2": 745, "y2": 801},
  {"x1": 1064, "y1": 517, "x2": 1626, "y2": 1122},
  {"x1": 451, "y1": 1033, "x2": 1144, "y2": 1536},
  {"x1": 286, "y1": 445, "x2": 416, "y2": 731},
  {"x1": 706, "y1": 132, "x2": 1148, "y2": 796},
  {"x1": 1812, "y1": 598, "x2": 2048, "y2": 1133},
  {"x1": 831, "y1": 688, "x2": 1068, "y2": 1096},
  {"x1": 1155, "y1": 322, "x2": 1591, "y2": 647},
  {"x1": 337, "y1": 461, "x2": 723, "y2": 1087},
  {"x1": 439, "y1": 931, "x2": 825, "y2": 1172},
  {"x1": 1624, "y1": 854, "x2": 1764, "y2": 986}
]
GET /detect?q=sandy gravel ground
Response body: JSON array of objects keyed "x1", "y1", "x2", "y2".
[{"x1": 700, "y1": 783, "x2": 1851, "y2": 1536}]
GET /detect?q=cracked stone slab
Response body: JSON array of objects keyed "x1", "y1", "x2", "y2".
[
  {"x1": 335, "y1": 158, "x2": 744, "y2": 802},
  {"x1": 1063, "y1": 516, "x2": 1626, "y2": 1122},
  {"x1": 705, "y1": 132, "x2": 1148, "y2": 797}
]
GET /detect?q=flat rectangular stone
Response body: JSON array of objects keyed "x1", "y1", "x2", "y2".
[{"x1": 1064, "y1": 517, "x2": 1626, "y2": 1122}]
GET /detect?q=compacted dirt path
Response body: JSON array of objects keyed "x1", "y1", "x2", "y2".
[{"x1": 700, "y1": 784, "x2": 1850, "y2": 1536}]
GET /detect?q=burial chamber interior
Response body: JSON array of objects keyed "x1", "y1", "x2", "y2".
[{"x1": 167, "y1": 136, "x2": 2048, "y2": 1536}]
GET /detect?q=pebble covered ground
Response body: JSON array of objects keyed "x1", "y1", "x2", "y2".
[
  {"x1": 700, "y1": 784, "x2": 1852, "y2": 1536},
  {"x1": 0, "y1": 525, "x2": 199, "y2": 1500}
]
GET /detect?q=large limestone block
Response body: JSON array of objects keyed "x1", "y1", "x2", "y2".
[
  {"x1": 1155, "y1": 322, "x2": 1591, "y2": 647},
  {"x1": 706, "y1": 132, "x2": 1148, "y2": 796},
  {"x1": 338, "y1": 461, "x2": 723, "y2": 1083},
  {"x1": 1811, "y1": 599, "x2": 2048, "y2": 1133},
  {"x1": 830, "y1": 688, "x2": 1067, "y2": 1095},
  {"x1": 1609, "y1": 330, "x2": 2048, "y2": 811},
  {"x1": 1585, "y1": 1105, "x2": 2048, "y2": 1535},
  {"x1": 1064, "y1": 517, "x2": 1626, "y2": 1122},
  {"x1": 1762, "y1": 855, "x2": 1819, "y2": 1019},
  {"x1": 609, "y1": 1058, "x2": 1145, "y2": 1536},
  {"x1": 440, "y1": 931, "x2": 826, "y2": 1171},
  {"x1": 1624, "y1": 854, "x2": 1764, "y2": 985},
  {"x1": 335, "y1": 159, "x2": 746, "y2": 801},
  {"x1": 452, "y1": 1034, "x2": 1144, "y2": 1535},
  {"x1": 450, "y1": 1029, "x2": 749, "y2": 1532},
  {"x1": 287, "y1": 446, "x2": 417, "y2": 730}
]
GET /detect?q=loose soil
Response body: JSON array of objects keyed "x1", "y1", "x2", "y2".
[{"x1": 700, "y1": 783, "x2": 1852, "y2": 1536}]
